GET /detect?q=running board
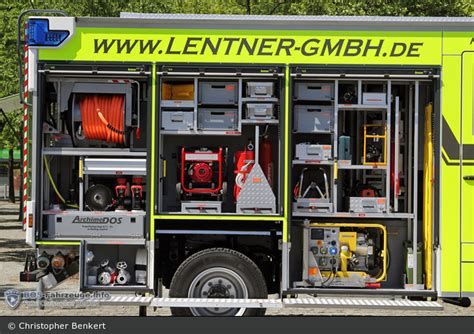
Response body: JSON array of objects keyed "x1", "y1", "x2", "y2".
[{"x1": 89, "y1": 296, "x2": 443, "y2": 311}]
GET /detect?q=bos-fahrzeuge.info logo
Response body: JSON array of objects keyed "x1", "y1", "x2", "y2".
[
  {"x1": 4, "y1": 289, "x2": 22, "y2": 310},
  {"x1": 4, "y1": 290, "x2": 110, "y2": 310}
]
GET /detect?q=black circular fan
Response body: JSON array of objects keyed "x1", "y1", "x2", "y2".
[{"x1": 85, "y1": 184, "x2": 113, "y2": 211}]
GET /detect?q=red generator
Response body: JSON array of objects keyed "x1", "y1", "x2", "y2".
[{"x1": 177, "y1": 147, "x2": 227, "y2": 200}]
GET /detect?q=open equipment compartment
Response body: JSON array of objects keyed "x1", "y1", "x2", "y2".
[
  {"x1": 39, "y1": 64, "x2": 150, "y2": 241},
  {"x1": 80, "y1": 240, "x2": 152, "y2": 291},
  {"x1": 287, "y1": 66, "x2": 438, "y2": 293},
  {"x1": 33, "y1": 63, "x2": 153, "y2": 292},
  {"x1": 157, "y1": 65, "x2": 284, "y2": 216}
]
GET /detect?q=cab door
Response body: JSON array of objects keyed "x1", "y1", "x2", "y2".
[{"x1": 461, "y1": 51, "x2": 474, "y2": 295}]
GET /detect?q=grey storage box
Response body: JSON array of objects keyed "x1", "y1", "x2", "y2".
[
  {"x1": 295, "y1": 143, "x2": 332, "y2": 161},
  {"x1": 247, "y1": 82, "x2": 274, "y2": 98},
  {"x1": 293, "y1": 199, "x2": 333, "y2": 213},
  {"x1": 47, "y1": 212, "x2": 145, "y2": 239},
  {"x1": 294, "y1": 82, "x2": 334, "y2": 101},
  {"x1": 246, "y1": 103, "x2": 274, "y2": 119},
  {"x1": 349, "y1": 197, "x2": 387, "y2": 213},
  {"x1": 198, "y1": 108, "x2": 238, "y2": 130},
  {"x1": 162, "y1": 111, "x2": 194, "y2": 131},
  {"x1": 181, "y1": 201, "x2": 222, "y2": 213},
  {"x1": 199, "y1": 82, "x2": 238, "y2": 105},
  {"x1": 294, "y1": 105, "x2": 333, "y2": 133},
  {"x1": 362, "y1": 92, "x2": 386, "y2": 105}
]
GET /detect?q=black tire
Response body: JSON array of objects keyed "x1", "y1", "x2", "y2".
[{"x1": 169, "y1": 248, "x2": 267, "y2": 316}]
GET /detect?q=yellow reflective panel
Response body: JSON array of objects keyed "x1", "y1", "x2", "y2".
[{"x1": 40, "y1": 28, "x2": 442, "y2": 65}]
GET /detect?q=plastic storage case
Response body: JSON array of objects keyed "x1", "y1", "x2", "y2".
[
  {"x1": 198, "y1": 108, "x2": 239, "y2": 130},
  {"x1": 294, "y1": 105, "x2": 333, "y2": 133},
  {"x1": 245, "y1": 103, "x2": 274, "y2": 119},
  {"x1": 294, "y1": 82, "x2": 334, "y2": 101},
  {"x1": 295, "y1": 143, "x2": 332, "y2": 161},
  {"x1": 46, "y1": 212, "x2": 145, "y2": 239},
  {"x1": 162, "y1": 83, "x2": 194, "y2": 100},
  {"x1": 199, "y1": 82, "x2": 238, "y2": 105},
  {"x1": 162, "y1": 111, "x2": 194, "y2": 130},
  {"x1": 246, "y1": 82, "x2": 274, "y2": 97},
  {"x1": 362, "y1": 93, "x2": 386, "y2": 105},
  {"x1": 349, "y1": 197, "x2": 387, "y2": 213}
]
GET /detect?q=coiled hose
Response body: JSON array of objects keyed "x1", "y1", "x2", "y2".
[{"x1": 80, "y1": 94, "x2": 125, "y2": 144}]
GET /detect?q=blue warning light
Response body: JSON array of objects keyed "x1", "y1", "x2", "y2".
[{"x1": 28, "y1": 19, "x2": 69, "y2": 47}]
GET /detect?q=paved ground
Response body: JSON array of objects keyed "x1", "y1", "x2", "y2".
[{"x1": 0, "y1": 201, "x2": 473, "y2": 316}]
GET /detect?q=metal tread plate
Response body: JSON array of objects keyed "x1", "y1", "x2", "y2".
[
  {"x1": 88, "y1": 296, "x2": 443, "y2": 311},
  {"x1": 87, "y1": 295, "x2": 154, "y2": 306},
  {"x1": 283, "y1": 298, "x2": 443, "y2": 311}
]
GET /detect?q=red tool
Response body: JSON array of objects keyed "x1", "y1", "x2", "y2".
[
  {"x1": 260, "y1": 135, "x2": 273, "y2": 188},
  {"x1": 234, "y1": 142, "x2": 255, "y2": 200}
]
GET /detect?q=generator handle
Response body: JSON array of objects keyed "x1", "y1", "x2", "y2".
[{"x1": 17, "y1": 9, "x2": 68, "y2": 106}]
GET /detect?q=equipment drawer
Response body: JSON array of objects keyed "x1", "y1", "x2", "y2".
[
  {"x1": 363, "y1": 92, "x2": 386, "y2": 105},
  {"x1": 46, "y1": 212, "x2": 145, "y2": 239},
  {"x1": 199, "y1": 81, "x2": 238, "y2": 105},
  {"x1": 246, "y1": 103, "x2": 274, "y2": 119},
  {"x1": 295, "y1": 143, "x2": 332, "y2": 161},
  {"x1": 181, "y1": 201, "x2": 222, "y2": 213},
  {"x1": 294, "y1": 82, "x2": 334, "y2": 101},
  {"x1": 162, "y1": 111, "x2": 194, "y2": 131},
  {"x1": 198, "y1": 108, "x2": 239, "y2": 130},
  {"x1": 294, "y1": 105, "x2": 333, "y2": 133},
  {"x1": 349, "y1": 197, "x2": 387, "y2": 213},
  {"x1": 246, "y1": 82, "x2": 274, "y2": 98}
]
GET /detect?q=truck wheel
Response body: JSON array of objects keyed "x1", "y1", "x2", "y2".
[{"x1": 169, "y1": 248, "x2": 267, "y2": 316}]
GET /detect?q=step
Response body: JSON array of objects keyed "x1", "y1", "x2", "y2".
[
  {"x1": 86, "y1": 296, "x2": 443, "y2": 311},
  {"x1": 283, "y1": 297, "x2": 443, "y2": 311}
]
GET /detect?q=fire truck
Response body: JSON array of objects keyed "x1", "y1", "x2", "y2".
[{"x1": 18, "y1": 11, "x2": 474, "y2": 316}]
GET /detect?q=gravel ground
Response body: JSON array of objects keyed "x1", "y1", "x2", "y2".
[{"x1": 0, "y1": 201, "x2": 473, "y2": 317}]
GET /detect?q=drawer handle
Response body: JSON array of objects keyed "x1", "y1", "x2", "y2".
[
  {"x1": 307, "y1": 86, "x2": 322, "y2": 90},
  {"x1": 464, "y1": 175, "x2": 474, "y2": 181},
  {"x1": 210, "y1": 111, "x2": 226, "y2": 115},
  {"x1": 307, "y1": 108, "x2": 322, "y2": 112},
  {"x1": 211, "y1": 85, "x2": 226, "y2": 89}
]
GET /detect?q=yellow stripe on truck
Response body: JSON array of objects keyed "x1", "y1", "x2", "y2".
[{"x1": 39, "y1": 28, "x2": 442, "y2": 65}]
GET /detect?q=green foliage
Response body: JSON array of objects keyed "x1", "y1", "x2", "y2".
[
  {"x1": 0, "y1": 0, "x2": 472, "y2": 99},
  {"x1": 0, "y1": 110, "x2": 22, "y2": 149}
]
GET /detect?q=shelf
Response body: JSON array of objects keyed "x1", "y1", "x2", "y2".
[
  {"x1": 42, "y1": 147, "x2": 146, "y2": 157},
  {"x1": 242, "y1": 119, "x2": 279, "y2": 125},
  {"x1": 337, "y1": 104, "x2": 388, "y2": 110},
  {"x1": 161, "y1": 100, "x2": 195, "y2": 108},
  {"x1": 293, "y1": 130, "x2": 333, "y2": 135},
  {"x1": 42, "y1": 210, "x2": 146, "y2": 216},
  {"x1": 292, "y1": 160, "x2": 334, "y2": 165},
  {"x1": 242, "y1": 97, "x2": 279, "y2": 103},
  {"x1": 292, "y1": 212, "x2": 414, "y2": 219},
  {"x1": 83, "y1": 158, "x2": 146, "y2": 175},
  {"x1": 337, "y1": 163, "x2": 387, "y2": 170},
  {"x1": 160, "y1": 129, "x2": 242, "y2": 136}
]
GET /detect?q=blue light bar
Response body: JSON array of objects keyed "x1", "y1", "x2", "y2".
[{"x1": 27, "y1": 19, "x2": 69, "y2": 47}]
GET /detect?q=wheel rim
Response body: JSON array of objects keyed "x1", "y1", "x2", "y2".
[{"x1": 188, "y1": 267, "x2": 248, "y2": 316}]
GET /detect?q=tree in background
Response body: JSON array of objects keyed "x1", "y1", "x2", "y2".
[{"x1": 1, "y1": 0, "x2": 472, "y2": 99}]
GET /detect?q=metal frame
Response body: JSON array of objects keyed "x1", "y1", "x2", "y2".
[{"x1": 413, "y1": 81, "x2": 420, "y2": 286}]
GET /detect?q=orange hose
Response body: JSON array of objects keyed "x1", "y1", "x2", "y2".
[{"x1": 79, "y1": 94, "x2": 125, "y2": 144}]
